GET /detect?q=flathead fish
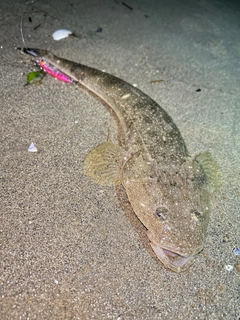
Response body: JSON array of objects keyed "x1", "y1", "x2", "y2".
[{"x1": 20, "y1": 48, "x2": 222, "y2": 272}]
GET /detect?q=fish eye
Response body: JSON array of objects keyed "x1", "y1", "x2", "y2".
[{"x1": 156, "y1": 206, "x2": 168, "y2": 220}]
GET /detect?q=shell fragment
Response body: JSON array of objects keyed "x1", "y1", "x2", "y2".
[
  {"x1": 52, "y1": 29, "x2": 73, "y2": 41},
  {"x1": 224, "y1": 265, "x2": 234, "y2": 272},
  {"x1": 28, "y1": 142, "x2": 38, "y2": 152}
]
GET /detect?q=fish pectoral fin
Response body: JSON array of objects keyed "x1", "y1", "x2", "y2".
[
  {"x1": 84, "y1": 141, "x2": 131, "y2": 186},
  {"x1": 196, "y1": 151, "x2": 223, "y2": 191}
]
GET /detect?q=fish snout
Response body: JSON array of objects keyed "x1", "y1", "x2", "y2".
[{"x1": 147, "y1": 231, "x2": 195, "y2": 273}]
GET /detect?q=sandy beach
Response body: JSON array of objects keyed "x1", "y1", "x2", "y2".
[{"x1": 1, "y1": 0, "x2": 239, "y2": 319}]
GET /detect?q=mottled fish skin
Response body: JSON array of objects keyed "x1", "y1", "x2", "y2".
[{"x1": 22, "y1": 48, "x2": 214, "y2": 272}]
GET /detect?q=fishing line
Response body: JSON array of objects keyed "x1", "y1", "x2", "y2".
[
  {"x1": 19, "y1": 0, "x2": 56, "y2": 50},
  {"x1": 20, "y1": 0, "x2": 35, "y2": 49}
]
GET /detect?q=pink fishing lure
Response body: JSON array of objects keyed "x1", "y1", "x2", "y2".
[{"x1": 37, "y1": 59, "x2": 73, "y2": 83}]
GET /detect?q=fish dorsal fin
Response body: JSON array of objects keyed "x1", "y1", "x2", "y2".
[
  {"x1": 84, "y1": 141, "x2": 131, "y2": 186},
  {"x1": 196, "y1": 151, "x2": 223, "y2": 191}
]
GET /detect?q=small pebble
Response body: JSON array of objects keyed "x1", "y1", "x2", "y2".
[
  {"x1": 133, "y1": 83, "x2": 138, "y2": 87},
  {"x1": 223, "y1": 233, "x2": 231, "y2": 242},
  {"x1": 235, "y1": 262, "x2": 240, "y2": 273},
  {"x1": 233, "y1": 247, "x2": 239, "y2": 255},
  {"x1": 96, "y1": 27, "x2": 102, "y2": 32},
  {"x1": 224, "y1": 264, "x2": 234, "y2": 272},
  {"x1": 28, "y1": 142, "x2": 37, "y2": 152}
]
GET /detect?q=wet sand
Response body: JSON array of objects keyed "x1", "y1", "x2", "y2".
[{"x1": 1, "y1": 0, "x2": 239, "y2": 319}]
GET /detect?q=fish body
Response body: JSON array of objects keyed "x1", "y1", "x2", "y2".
[{"x1": 21, "y1": 48, "x2": 221, "y2": 272}]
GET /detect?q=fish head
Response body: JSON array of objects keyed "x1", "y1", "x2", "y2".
[{"x1": 125, "y1": 157, "x2": 210, "y2": 273}]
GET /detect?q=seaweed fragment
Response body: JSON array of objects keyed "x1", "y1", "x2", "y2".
[{"x1": 25, "y1": 70, "x2": 45, "y2": 86}]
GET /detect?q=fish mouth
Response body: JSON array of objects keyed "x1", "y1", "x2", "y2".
[{"x1": 147, "y1": 231, "x2": 196, "y2": 273}]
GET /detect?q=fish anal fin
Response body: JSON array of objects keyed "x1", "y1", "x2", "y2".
[
  {"x1": 84, "y1": 141, "x2": 131, "y2": 185},
  {"x1": 196, "y1": 151, "x2": 223, "y2": 191}
]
